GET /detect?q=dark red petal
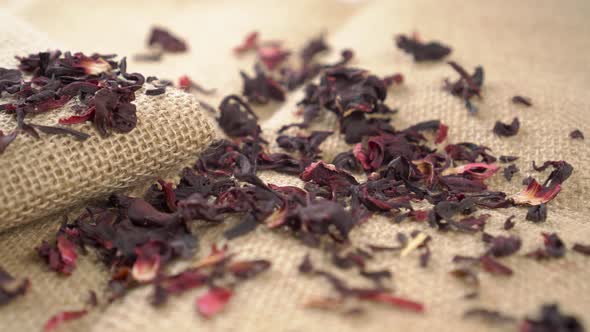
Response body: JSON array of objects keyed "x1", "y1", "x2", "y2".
[
  {"x1": 131, "y1": 242, "x2": 162, "y2": 282},
  {"x1": 148, "y1": 27, "x2": 188, "y2": 53},
  {"x1": 43, "y1": 310, "x2": 87, "y2": 332},
  {"x1": 234, "y1": 31, "x2": 259, "y2": 54},
  {"x1": 193, "y1": 244, "x2": 229, "y2": 269},
  {"x1": 160, "y1": 269, "x2": 207, "y2": 295},
  {"x1": 512, "y1": 179, "x2": 561, "y2": 205},
  {"x1": 442, "y1": 163, "x2": 499, "y2": 180},
  {"x1": 30, "y1": 96, "x2": 71, "y2": 114},
  {"x1": 178, "y1": 75, "x2": 191, "y2": 90},
  {"x1": 0, "y1": 131, "x2": 18, "y2": 154},
  {"x1": 258, "y1": 45, "x2": 290, "y2": 70},
  {"x1": 479, "y1": 255, "x2": 513, "y2": 276},
  {"x1": 196, "y1": 288, "x2": 233, "y2": 318},
  {"x1": 435, "y1": 123, "x2": 449, "y2": 144},
  {"x1": 361, "y1": 292, "x2": 425, "y2": 313},
  {"x1": 382, "y1": 73, "x2": 404, "y2": 87},
  {"x1": 157, "y1": 179, "x2": 177, "y2": 211},
  {"x1": 353, "y1": 143, "x2": 372, "y2": 171},
  {"x1": 56, "y1": 235, "x2": 77, "y2": 274},
  {"x1": 58, "y1": 107, "x2": 95, "y2": 125},
  {"x1": 228, "y1": 260, "x2": 271, "y2": 279},
  {"x1": 409, "y1": 210, "x2": 429, "y2": 221}
]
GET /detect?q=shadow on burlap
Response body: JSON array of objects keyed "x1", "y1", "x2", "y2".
[{"x1": 1, "y1": 0, "x2": 589, "y2": 331}]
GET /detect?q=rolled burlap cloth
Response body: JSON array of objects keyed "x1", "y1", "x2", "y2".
[
  {"x1": 0, "y1": 11, "x2": 215, "y2": 233},
  {"x1": 1, "y1": 1, "x2": 589, "y2": 332}
]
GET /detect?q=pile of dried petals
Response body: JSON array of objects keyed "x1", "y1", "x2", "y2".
[
  {"x1": 10, "y1": 28, "x2": 585, "y2": 332},
  {"x1": 0, "y1": 51, "x2": 162, "y2": 154}
]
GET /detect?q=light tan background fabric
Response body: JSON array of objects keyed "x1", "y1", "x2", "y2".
[
  {"x1": 0, "y1": 11, "x2": 215, "y2": 232},
  {"x1": 1, "y1": 0, "x2": 589, "y2": 331}
]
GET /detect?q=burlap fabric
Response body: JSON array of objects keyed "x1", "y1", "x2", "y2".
[
  {"x1": 1, "y1": 0, "x2": 589, "y2": 331},
  {"x1": 0, "y1": 12, "x2": 215, "y2": 232}
]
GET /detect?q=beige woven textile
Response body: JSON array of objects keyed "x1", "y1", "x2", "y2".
[
  {"x1": 1, "y1": 0, "x2": 590, "y2": 331},
  {"x1": 0, "y1": 12, "x2": 215, "y2": 232}
]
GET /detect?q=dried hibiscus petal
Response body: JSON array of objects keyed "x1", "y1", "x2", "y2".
[
  {"x1": 157, "y1": 179, "x2": 177, "y2": 212},
  {"x1": 442, "y1": 163, "x2": 499, "y2": 180},
  {"x1": 569, "y1": 129, "x2": 584, "y2": 140},
  {"x1": 0, "y1": 267, "x2": 30, "y2": 306},
  {"x1": 332, "y1": 151, "x2": 361, "y2": 172},
  {"x1": 0, "y1": 130, "x2": 18, "y2": 154},
  {"x1": 240, "y1": 65, "x2": 285, "y2": 104},
  {"x1": 148, "y1": 27, "x2": 187, "y2": 53},
  {"x1": 382, "y1": 73, "x2": 404, "y2": 87},
  {"x1": 37, "y1": 234, "x2": 78, "y2": 275},
  {"x1": 0, "y1": 68, "x2": 22, "y2": 92},
  {"x1": 503, "y1": 164, "x2": 519, "y2": 182},
  {"x1": 93, "y1": 87, "x2": 137, "y2": 136},
  {"x1": 450, "y1": 267, "x2": 479, "y2": 286},
  {"x1": 360, "y1": 292, "x2": 425, "y2": 313},
  {"x1": 228, "y1": 260, "x2": 271, "y2": 279},
  {"x1": 444, "y1": 62, "x2": 484, "y2": 113},
  {"x1": 520, "y1": 304, "x2": 584, "y2": 332},
  {"x1": 28, "y1": 95, "x2": 71, "y2": 114},
  {"x1": 572, "y1": 243, "x2": 590, "y2": 256},
  {"x1": 145, "y1": 87, "x2": 166, "y2": 96},
  {"x1": 32, "y1": 124, "x2": 90, "y2": 141},
  {"x1": 276, "y1": 131, "x2": 332, "y2": 161},
  {"x1": 512, "y1": 179, "x2": 561, "y2": 205},
  {"x1": 160, "y1": 269, "x2": 207, "y2": 295},
  {"x1": 512, "y1": 95, "x2": 532, "y2": 107},
  {"x1": 526, "y1": 233, "x2": 566, "y2": 260},
  {"x1": 177, "y1": 75, "x2": 215, "y2": 95},
  {"x1": 304, "y1": 297, "x2": 344, "y2": 310},
  {"x1": 56, "y1": 235, "x2": 78, "y2": 273},
  {"x1": 194, "y1": 244, "x2": 229, "y2": 269},
  {"x1": 196, "y1": 287, "x2": 233, "y2": 318},
  {"x1": 526, "y1": 204, "x2": 547, "y2": 222},
  {"x1": 152, "y1": 268, "x2": 208, "y2": 306},
  {"x1": 493, "y1": 118, "x2": 520, "y2": 137},
  {"x1": 258, "y1": 44, "x2": 291, "y2": 70},
  {"x1": 503, "y1": 215, "x2": 516, "y2": 230},
  {"x1": 464, "y1": 308, "x2": 516, "y2": 324},
  {"x1": 532, "y1": 160, "x2": 573, "y2": 186},
  {"x1": 301, "y1": 35, "x2": 329, "y2": 64},
  {"x1": 445, "y1": 143, "x2": 496, "y2": 163},
  {"x1": 234, "y1": 31, "x2": 259, "y2": 54},
  {"x1": 486, "y1": 235, "x2": 522, "y2": 257},
  {"x1": 395, "y1": 34, "x2": 451, "y2": 62},
  {"x1": 217, "y1": 94, "x2": 260, "y2": 138},
  {"x1": 479, "y1": 255, "x2": 513, "y2": 276},
  {"x1": 43, "y1": 310, "x2": 87, "y2": 332},
  {"x1": 435, "y1": 123, "x2": 449, "y2": 144},
  {"x1": 58, "y1": 107, "x2": 95, "y2": 125},
  {"x1": 131, "y1": 241, "x2": 164, "y2": 282},
  {"x1": 300, "y1": 161, "x2": 358, "y2": 196}
]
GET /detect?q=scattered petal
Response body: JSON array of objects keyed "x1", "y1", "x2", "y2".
[
  {"x1": 569, "y1": 129, "x2": 584, "y2": 140},
  {"x1": 493, "y1": 118, "x2": 520, "y2": 137},
  {"x1": 395, "y1": 34, "x2": 451, "y2": 62},
  {"x1": 512, "y1": 95, "x2": 532, "y2": 107},
  {"x1": 234, "y1": 31, "x2": 259, "y2": 54},
  {"x1": 512, "y1": 179, "x2": 561, "y2": 205},
  {"x1": 196, "y1": 288, "x2": 233, "y2": 318},
  {"x1": 43, "y1": 310, "x2": 87, "y2": 332},
  {"x1": 148, "y1": 27, "x2": 187, "y2": 52}
]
